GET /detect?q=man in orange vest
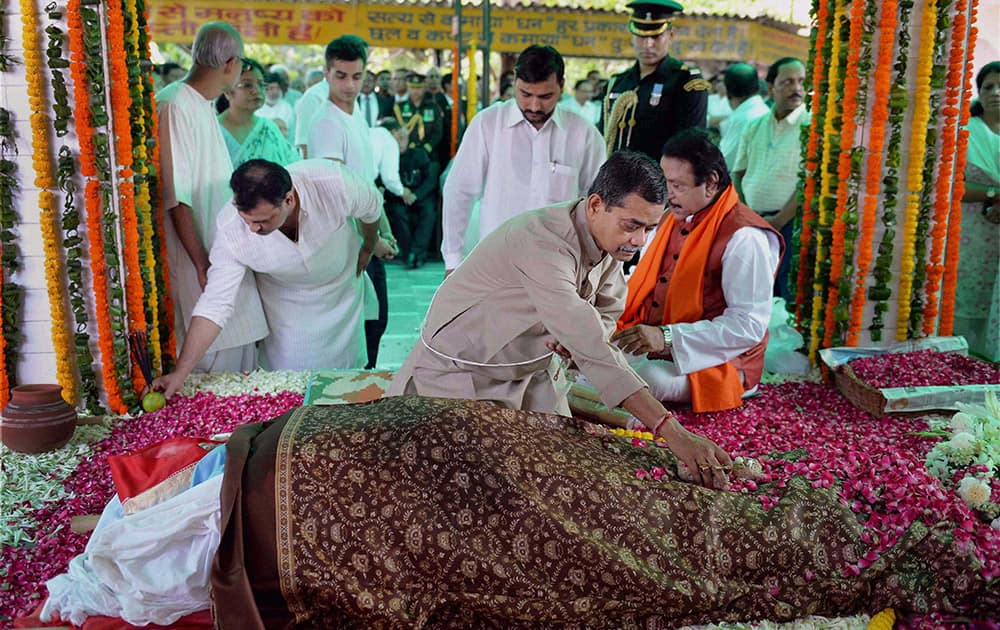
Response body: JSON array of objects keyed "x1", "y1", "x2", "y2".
[{"x1": 612, "y1": 129, "x2": 784, "y2": 413}]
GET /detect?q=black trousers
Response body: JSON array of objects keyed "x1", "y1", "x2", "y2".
[
  {"x1": 364, "y1": 257, "x2": 387, "y2": 369},
  {"x1": 386, "y1": 196, "x2": 436, "y2": 259}
]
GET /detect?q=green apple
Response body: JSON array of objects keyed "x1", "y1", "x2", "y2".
[{"x1": 142, "y1": 391, "x2": 167, "y2": 413}]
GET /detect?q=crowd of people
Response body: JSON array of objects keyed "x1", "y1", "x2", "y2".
[{"x1": 148, "y1": 0, "x2": 999, "y2": 417}]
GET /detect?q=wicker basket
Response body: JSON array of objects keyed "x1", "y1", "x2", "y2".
[{"x1": 834, "y1": 363, "x2": 890, "y2": 417}]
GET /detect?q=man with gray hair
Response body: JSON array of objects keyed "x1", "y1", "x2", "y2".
[{"x1": 156, "y1": 21, "x2": 267, "y2": 372}]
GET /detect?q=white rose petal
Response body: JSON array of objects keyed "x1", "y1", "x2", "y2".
[{"x1": 949, "y1": 431, "x2": 979, "y2": 453}]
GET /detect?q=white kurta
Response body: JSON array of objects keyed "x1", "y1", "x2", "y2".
[
  {"x1": 156, "y1": 82, "x2": 268, "y2": 354},
  {"x1": 441, "y1": 100, "x2": 607, "y2": 269},
  {"x1": 293, "y1": 80, "x2": 329, "y2": 148},
  {"x1": 306, "y1": 100, "x2": 375, "y2": 181},
  {"x1": 191, "y1": 160, "x2": 382, "y2": 370}
]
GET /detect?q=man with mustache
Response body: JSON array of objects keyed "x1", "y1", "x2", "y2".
[
  {"x1": 441, "y1": 44, "x2": 605, "y2": 277},
  {"x1": 152, "y1": 158, "x2": 383, "y2": 396},
  {"x1": 390, "y1": 151, "x2": 733, "y2": 491},
  {"x1": 612, "y1": 129, "x2": 783, "y2": 413},
  {"x1": 732, "y1": 57, "x2": 809, "y2": 301},
  {"x1": 602, "y1": 0, "x2": 709, "y2": 162}
]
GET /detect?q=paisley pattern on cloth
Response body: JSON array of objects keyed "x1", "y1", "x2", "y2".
[{"x1": 213, "y1": 396, "x2": 994, "y2": 629}]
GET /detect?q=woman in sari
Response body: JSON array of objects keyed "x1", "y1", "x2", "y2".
[
  {"x1": 955, "y1": 61, "x2": 1000, "y2": 361},
  {"x1": 217, "y1": 58, "x2": 300, "y2": 169}
]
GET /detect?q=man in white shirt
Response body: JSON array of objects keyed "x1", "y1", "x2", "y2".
[
  {"x1": 557, "y1": 79, "x2": 601, "y2": 126},
  {"x1": 718, "y1": 63, "x2": 769, "y2": 170},
  {"x1": 442, "y1": 45, "x2": 606, "y2": 276},
  {"x1": 613, "y1": 129, "x2": 782, "y2": 413},
  {"x1": 258, "y1": 70, "x2": 296, "y2": 139},
  {"x1": 156, "y1": 22, "x2": 267, "y2": 373},
  {"x1": 152, "y1": 159, "x2": 383, "y2": 397},
  {"x1": 733, "y1": 57, "x2": 809, "y2": 301}
]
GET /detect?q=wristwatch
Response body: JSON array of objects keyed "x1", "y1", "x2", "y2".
[{"x1": 660, "y1": 325, "x2": 673, "y2": 351}]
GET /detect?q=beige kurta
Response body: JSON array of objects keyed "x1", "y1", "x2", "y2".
[{"x1": 388, "y1": 199, "x2": 647, "y2": 414}]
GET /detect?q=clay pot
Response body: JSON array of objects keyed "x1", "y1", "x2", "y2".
[{"x1": 1, "y1": 384, "x2": 77, "y2": 454}]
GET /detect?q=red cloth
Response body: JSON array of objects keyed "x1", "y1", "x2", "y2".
[
  {"x1": 15, "y1": 601, "x2": 212, "y2": 629},
  {"x1": 108, "y1": 437, "x2": 220, "y2": 503}
]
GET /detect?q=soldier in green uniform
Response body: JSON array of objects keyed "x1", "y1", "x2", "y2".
[
  {"x1": 393, "y1": 72, "x2": 445, "y2": 155},
  {"x1": 603, "y1": 0, "x2": 710, "y2": 161}
]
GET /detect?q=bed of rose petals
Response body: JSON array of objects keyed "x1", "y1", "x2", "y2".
[
  {"x1": 849, "y1": 349, "x2": 1000, "y2": 388},
  {"x1": 0, "y1": 390, "x2": 303, "y2": 626},
  {"x1": 622, "y1": 382, "x2": 998, "y2": 626}
]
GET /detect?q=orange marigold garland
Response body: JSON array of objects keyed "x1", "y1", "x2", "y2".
[
  {"x1": 847, "y1": 0, "x2": 898, "y2": 345},
  {"x1": 940, "y1": 0, "x2": 979, "y2": 334},
  {"x1": 105, "y1": 0, "x2": 147, "y2": 396},
  {"x1": 67, "y1": 0, "x2": 127, "y2": 414},
  {"x1": 922, "y1": 0, "x2": 967, "y2": 334},
  {"x1": 794, "y1": 0, "x2": 833, "y2": 324},
  {"x1": 821, "y1": 0, "x2": 866, "y2": 350}
]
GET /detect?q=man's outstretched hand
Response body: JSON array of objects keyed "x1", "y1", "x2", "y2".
[{"x1": 150, "y1": 372, "x2": 186, "y2": 401}]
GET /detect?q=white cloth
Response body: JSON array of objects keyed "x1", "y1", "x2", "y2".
[
  {"x1": 370, "y1": 126, "x2": 405, "y2": 196},
  {"x1": 734, "y1": 103, "x2": 811, "y2": 213},
  {"x1": 41, "y1": 475, "x2": 223, "y2": 627},
  {"x1": 357, "y1": 91, "x2": 382, "y2": 127},
  {"x1": 719, "y1": 95, "x2": 770, "y2": 170},
  {"x1": 156, "y1": 82, "x2": 268, "y2": 354},
  {"x1": 192, "y1": 160, "x2": 382, "y2": 369},
  {"x1": 442, "y1": 100, "x2": 606, "y2": 269},
  {"x1": 557, "y1": 97, "x2": 601, "y2": 126},
  {"x1": 707, "y1": 93, "x2": 732, "y2": 125},
  {"x1": 257, "y1": 99, "x2": 295, "y2": 140},
  {"x1": 667, "y1": 226, "x2": 781, "y2": 375},
  {"x1": 306, "y1": 100, "x2": 376, "y2": 182},
  {"x1": 293, "y1": 79, "x2": 329, "y2": 149}
]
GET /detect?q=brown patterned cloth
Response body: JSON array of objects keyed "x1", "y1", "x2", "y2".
[{"x1": 212, "y1": 396, "x2": 993, "y2": 628}]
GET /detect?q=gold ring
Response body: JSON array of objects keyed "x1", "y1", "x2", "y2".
[{"x1": 698, "y1": 464, "x2": 710, "y2": 471}]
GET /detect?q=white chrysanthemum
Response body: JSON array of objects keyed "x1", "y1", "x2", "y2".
[
  {"x1": 950, "y1": 411, "x2": 974, "y2": 433},
  {"x1": 949, "y1": 431, "x2": 979, "y2": 455},
  {"x1": 957, "y1": 476, "x2": 991, "y2": 508},
  {"x1": 992, "y1": 517, "x2": 1000, "y2": 531}
]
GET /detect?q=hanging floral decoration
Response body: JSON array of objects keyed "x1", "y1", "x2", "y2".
[
  {"x1": 939, "y1": 0, "x2": 979, "y2": 334},
  {"x1": 799, "y1": 0, "x2": 976, "y2": 352},
  {"x1": 894, "y1": 0, "x2": 939, "y2": 342},
  {"x1": 846, "y1": 0, "x2": 898, "y2": 345},
  {"x1": 793, "y1": 0, "x2": 833, "y2": 326},
  {"x1": 21, "y1": 0, "x2": 79, "y2": 405},
  {"x1": 0, "y1": 4, "x2": 20, "y2": 406},
  {"x1": 819, "y1": 0, "x2": 866, "y2": 351}
]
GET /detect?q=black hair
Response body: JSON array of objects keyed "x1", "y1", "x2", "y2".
[
  {"x1": 325, "y1": 35, "x2": 368, "y2": 67},
  {"x1": 216, "y1": 59, "x2": 265, "y2": 114},
  {"x1": 766, "y1": 57, "x2": 804, "y2": 84},
  {"x1": 160, "y1": 61, "x2": 183, "y2": 77},
  {"x1": 264, "y1": 71, "x2": 284, "y2": 88},
  {"x1": 574, "y1": 79, "x2": 592, "y2": 91},
  {"x1": 661, "y1": 128, "x2": 732, "y2": 191},
  {"x1": 376, "y1": 69, "x2": 390, "y2": 77},
  {"x1": 588, "y1": 150, "x2": 667, "y2": 208},
  {"x1": 723, "y1": 63, "x2": 759, "y2": 100},
  {"x1": 230, "y1": 159, "x2": 294, "y2": 212},
  {"x1": 514, "y1": 45, "x2": 565, "y2": 84},
  {"x1": 971, "y1": 61, "x2": 1000, "y2": 117}
]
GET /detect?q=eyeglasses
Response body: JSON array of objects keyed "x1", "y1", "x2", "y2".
[{"x1": 235, "y1": 81, "x2": 262, "y2": 91}]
